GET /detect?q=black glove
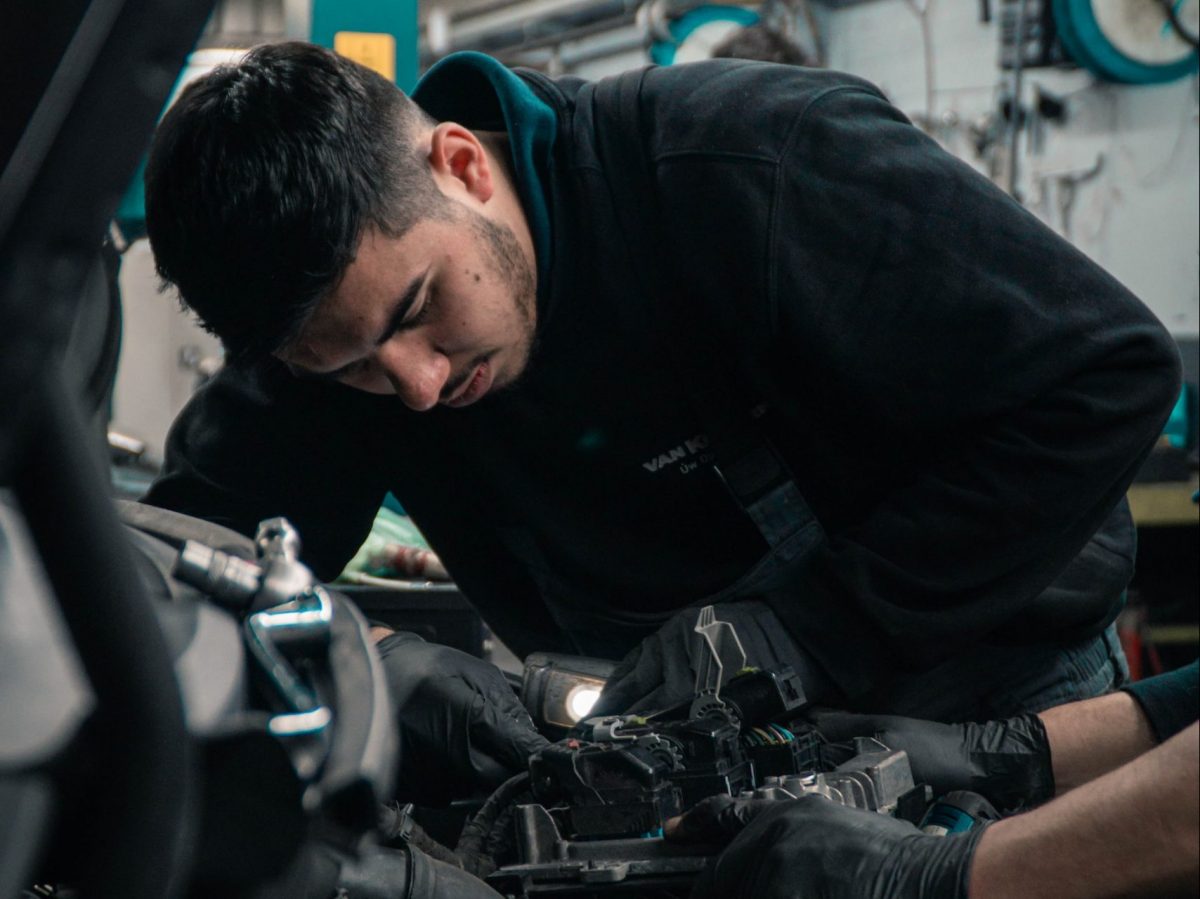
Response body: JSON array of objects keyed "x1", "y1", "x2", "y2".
[
  {"x1": 376, "y1": 632, "x2": 549, "y2": 805},
  {"x1": 808, "y1": 708, "x2": 1054, "y2": 813},
  {"x1": 336, "y1": 844, "x2": 503, "y2": 899},
  {"x1": 592, "y1": 600, "x2": 829, "y2": 716},
  {"x1": 669, "y1": 795, "x2": 986, "y2": 899}
]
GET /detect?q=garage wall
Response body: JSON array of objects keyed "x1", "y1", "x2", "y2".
[
  {"x1": 112, "y1": 240, "x2": 223, "y2": 461},
  {"x1": 815, "y1": 0, "x2": 1198, "y2": 338}
]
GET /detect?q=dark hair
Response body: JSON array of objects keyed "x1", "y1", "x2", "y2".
[
  {"x1": 145, "y1": 41, "x2": 444, "y2": 363},
  {"x1": 710, "y1": 24, "x2": 816, "y2": 67}
]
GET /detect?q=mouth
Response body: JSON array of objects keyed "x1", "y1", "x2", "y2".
[{"x1": 442, "y1": 358, "x2": 494, "y2": 408}]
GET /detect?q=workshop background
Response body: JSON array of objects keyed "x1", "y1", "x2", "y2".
[{"x1": 107, "y1": 0, "x2": 1199, "y2": 676}]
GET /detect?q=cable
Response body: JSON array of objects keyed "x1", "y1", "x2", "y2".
[
  {"x1": 769, "y1": 723, "x2": 795, "y2": 742},
  {"x1": 1006, "y1": 0, "x2": 1031, "y2": 199},
  {"x1": 455, "y1": 771, "x2": 532, "y2": 877},
  {"x1": 905, "y1": 0, "x2": 938, "y2": 126}
]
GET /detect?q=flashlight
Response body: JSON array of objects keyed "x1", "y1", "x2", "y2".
[{"x1": 521, "y1": 652, "x2": 617, "y2": 732}]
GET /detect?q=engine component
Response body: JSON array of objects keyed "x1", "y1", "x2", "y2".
[
  {"x1": 920, "y1": 790, "x2": 1002, "y2": 836},
  {"x1": 173, "y1": 516, "x2": 397, "y2": 845},
  {"x1": 476, "y1": 607, "x2": 929, "y2": 897},
  {"x1": 487, "y1": 728, "x2": 926, "y2": 898}
]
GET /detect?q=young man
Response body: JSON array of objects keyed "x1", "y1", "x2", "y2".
[{"x1": 144, "y1": 42, "x2": 1179, "y2": 742}]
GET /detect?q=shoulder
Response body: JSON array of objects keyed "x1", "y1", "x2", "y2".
[
  {"x1": 530, "y1": 60, "x2": 888, "y2": 164},
  {"x1": 631, "y1": 60, "x2": 886, "y2": 161}
]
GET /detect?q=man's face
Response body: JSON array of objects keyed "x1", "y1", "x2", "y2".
[{"x1": 280, "y1": 201, "x2": 537, "y2": 411}]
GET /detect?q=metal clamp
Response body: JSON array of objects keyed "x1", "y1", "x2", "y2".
[
  {"x1": 245, "y1": 585, "x2": 334, "y2": 780},
  {"x1": 174, "y1": 516, "x2": 334, "y2": 780},
  {"x1": 690, "y1": 606, "x2": 746, "y2": 718}
]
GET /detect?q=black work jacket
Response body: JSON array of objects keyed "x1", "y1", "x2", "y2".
[{"x1": 146, "y1": 60, "x2": 1181, "y2": 699}]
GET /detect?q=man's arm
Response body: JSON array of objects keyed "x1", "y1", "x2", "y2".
[
  {"x1": 1038, "y1": 688, "x2": 1157, "y2": 793},
  {"x1": 669, "y1": 722, "x2": 1199, "y2": 899},
  {"x1": 808, "y1": 659, "x2": 1200, "y2": 810},
  {"x1": 144, "y1": 360, "x2": 389, "y2": 579},
  {"x1": 970, "y1": 722, "x2": 1199, "y2": 899}
]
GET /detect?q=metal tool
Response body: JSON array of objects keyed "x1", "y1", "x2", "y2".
[{"x1": 174, "y1": 517, "x2": 334, "y2": 778}]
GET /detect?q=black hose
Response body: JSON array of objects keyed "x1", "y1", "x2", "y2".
[
  {"x1": 454, "y1": 772, "x2": 532, "y2": 877},
  {"x1": 378, "y1": 802, "x2": 466, "y2": 869},
  {"x1": 15, "y1": 373, "x2": 198, "y2": 898}
]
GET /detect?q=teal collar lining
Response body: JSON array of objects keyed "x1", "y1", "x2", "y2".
[{"x1": 413, "y1": 52, "x2": 556, "y2": 307}]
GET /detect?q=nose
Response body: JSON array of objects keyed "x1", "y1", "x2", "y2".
[{"x1": 375, "y1": 339, "x2": 451, "y2": 411}]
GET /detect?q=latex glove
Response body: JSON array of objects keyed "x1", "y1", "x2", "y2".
[
  {"x1": 808, "y1": 708, "x2": 1053, "y2": 813},
  {"x1": 592, "y1": 600, "x2": 829, "y2": 717},
  {"x1": 376, "y1": 632, "x2": 549, "y2": 805},
  {"x1": 337, "y1": 844, "x2": 503, "y2": 899},
  {"x1": 668, "y1": 795, "x2": 985, "y2": 899}
]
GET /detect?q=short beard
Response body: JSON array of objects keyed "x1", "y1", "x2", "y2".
[{"x1": 461, "y1": 205, "x2": 539, "y2": 383}]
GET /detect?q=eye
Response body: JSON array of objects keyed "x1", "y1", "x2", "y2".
[{"x1": 400, "y1": 286, "x2": 437, "y2": 331}]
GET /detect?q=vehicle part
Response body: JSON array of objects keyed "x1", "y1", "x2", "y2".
[{"x1": 473, "y1": 608, "x2": 927, "y2": 897}]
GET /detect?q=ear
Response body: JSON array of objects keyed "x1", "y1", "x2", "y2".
[{"x1": 428, "y1": 122, "x2": 494, "y2": 204}]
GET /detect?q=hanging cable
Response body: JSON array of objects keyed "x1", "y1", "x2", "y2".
[{"x1": 905, "y1": 0, "x2": 938, "y2": 128}]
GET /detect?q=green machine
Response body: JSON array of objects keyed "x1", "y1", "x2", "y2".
[{"x1": 116, "y1": 0, "x2": 419, "y2": 239}]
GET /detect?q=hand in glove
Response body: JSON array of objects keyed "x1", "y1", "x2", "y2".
[
  {"x1": 591, "y1": 600, "x2": 829, "y2": 717},
  {"x1": 808, "y1": 708, "x2": 1054, "y2": 813},
  {"x1": 375, "y1": 632, "x2": 549, "y2": 805},
  {"x1": 667, "y1": 794, "x2": 985, "y2": 899}
]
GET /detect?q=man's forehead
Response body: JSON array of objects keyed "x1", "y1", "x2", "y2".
[
  {"x1": 339, "y1": 225, "x2": 433, "y2": 300},
  {"x1": 276, "y1": 292, "x2": 357, "y2": 369},
  {"x1": 278, "y1": 248, "x2": 430, "y2": 369}
]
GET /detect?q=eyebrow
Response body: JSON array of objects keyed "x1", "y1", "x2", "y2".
[{"x1": 286, "y1": 270, "x2": 429, "y2": 383}]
